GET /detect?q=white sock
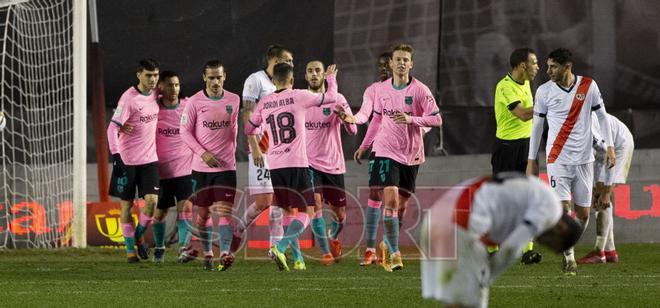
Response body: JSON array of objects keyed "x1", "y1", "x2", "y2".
[
  {"x1": 605, "y1": 206, "x2": 616, "y2": 251},
  {"x1": 269, "y1": 206, "x2": 284, "y2": 247},
  {"x1": 236, "y1": 202, "x2": 263, "y2": 234},
  {"x1": 564, "y1": 247, "x2": 575, "y2": 261}
]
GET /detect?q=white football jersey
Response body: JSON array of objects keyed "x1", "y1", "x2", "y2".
[
  {"x1": 591, "y1": 113, "x2": 634, "y2": 152},
  {"x1": 242, "y1": 70, "x2": 276, "y2": 102},
  {"x1": 468, "y1": 175, "x2": 563, "y2": 244},
  {"x1": 243, "y1": 70, "x2": 276, "y2": 152},
  {"x1": 534, "y1": 76, "x2": 604, "y2": 165}
]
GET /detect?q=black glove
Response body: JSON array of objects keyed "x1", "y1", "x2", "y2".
[{"x1": 112, "y1": 153, "x2": 126, "y2": 176}]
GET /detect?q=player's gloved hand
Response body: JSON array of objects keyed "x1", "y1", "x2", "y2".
[
  {"x1": 112, "y1": 153, "x2": 125, "y2": 175},
  {"x1": 354, "y1": 147, "x2": 367, "y2": 165},
  {"x1": 119, "y1": 123, "x2": 135, "y2": 136},
  {"x1": 334, "y1": 105, "x2": 356, "y2": 124},
  {"x1": 251, "y1": 148, "x2": 264, "y2": 168},
  {"x1": 202, "y1": 151, "x2": 222, "y2": 168},
  {"x1": 392, "y1": 112, "x2": 411, "y2": 124},
  {"x1": 606, "y1": 146, "x2": 616, "y2": 169}
]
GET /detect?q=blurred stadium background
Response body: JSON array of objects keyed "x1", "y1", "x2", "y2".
[{"x1": 0, "y1": 0, "x2": 658, "y2": 258}]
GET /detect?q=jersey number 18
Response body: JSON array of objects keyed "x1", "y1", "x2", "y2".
[{"x1": 266, "y1": 112, "x2": 296, "y2": 145}]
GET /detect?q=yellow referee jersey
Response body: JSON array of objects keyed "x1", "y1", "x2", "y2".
[{"x1": 494, "y1": 74, "x2": 533, "y2": 140}]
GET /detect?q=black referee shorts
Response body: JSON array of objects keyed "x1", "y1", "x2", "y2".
[{"x1": 491, "y1": 137, "x2": 530, "y2": 175}]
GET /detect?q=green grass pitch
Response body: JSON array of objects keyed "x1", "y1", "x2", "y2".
[{"x1": 1, "y1": 244, "x2": 658, "y2": 307}]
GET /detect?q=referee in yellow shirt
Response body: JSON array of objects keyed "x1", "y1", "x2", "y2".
[{"x1": 491, "y1": 48, "x2": 541, "y2": 264}]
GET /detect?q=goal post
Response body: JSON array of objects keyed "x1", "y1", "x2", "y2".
[
  {"x1": 0, "y1": 0, "x2": 86, "y2": 248},
  {"x1": 72, "y1": 0, "x2": 86, "y2": 248}
]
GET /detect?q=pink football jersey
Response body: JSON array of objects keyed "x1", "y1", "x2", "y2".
[
  {"x1": 156, "y1": 98, "x2": 193, "y2": 179},
  {"x1": 108, "y1": 86, "x2": 159, "y2": 166},
  {"x1": 360, "y1": 78, "x2": 442, "y2": 166},
  {"x1": 246, "y1": 76, "x2": 338, "y2": 170},
  {"x1": 305, "y1": 93, "x2": 357, "y2": 174},
  {"x1": 180, "y1": 90, "x2": 240, "y2": 172}
]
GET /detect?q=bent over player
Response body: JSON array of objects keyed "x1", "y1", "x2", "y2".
[{"x1": 421, "y1": 173, "x2": 582, "y2": 307}]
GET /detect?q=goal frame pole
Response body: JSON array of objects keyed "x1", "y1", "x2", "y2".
[{"x1": 72, "y1": 0, "x2": 87, "y2": 248}]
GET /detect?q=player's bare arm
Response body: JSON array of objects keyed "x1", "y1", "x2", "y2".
[{"x1": 248, "y1": 136, "x2": 264, "y2": 168}]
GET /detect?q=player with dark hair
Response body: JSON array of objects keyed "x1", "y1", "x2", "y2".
[
  {"x1": 237, "y1": 44, "x2": 294, "y2": 252},
  {"x1": 304, "y1": 60, "x2": 357, "y2": 266},
  {"x1": 421, "y1": 173, "x2": 582, "y2": 307},
  {"x1": 107, "y1": 58, "x2": 160, "y2": 263},
  {"x1": 491, "y1": 47, "x2": 541, "y2": 264},
  {"x1": 527, "y1": 48, "x2": 616, "y2": 275},
  {"x1": 148, "y1": 70, "x2": 195, "y2": 263},
  {"x1": 180, "y1": 60, "x2": 241, "y2": 271},
  {"x1": 245, "y1": 62, "x2": 339, "y2": 271}
]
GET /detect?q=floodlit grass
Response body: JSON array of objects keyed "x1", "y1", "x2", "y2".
[{"x1": 0, "y1": 244, "x2": 658, "y2": 307}]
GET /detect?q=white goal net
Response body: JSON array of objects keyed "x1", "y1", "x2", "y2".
[{"x1": 0, "y1": 0, "x2": 85, "y2": 248}]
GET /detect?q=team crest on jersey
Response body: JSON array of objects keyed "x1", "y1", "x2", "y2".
[
  {"x1": 323, "y1": 107, "x2": 331, "y2": 116},
  {"x1": 576, "y1": 93, "x2": 585, "y2": 101},
  {"x1": 405, "y1": 96, "x2": 413, "y2": 105},
  {"x1": 226, "y1": 105, "x2": 233, "y2": 114}
]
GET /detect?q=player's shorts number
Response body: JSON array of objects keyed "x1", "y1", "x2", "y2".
[
  {"x1": 256, "y1": 168, "x2": 270, "y2": 181},
  {"x1": 266, "y1": 112, "x2": 296, "y2": 145},
  {"x1": 550, "y1": 176, "x2": 556, "y2": 188}
]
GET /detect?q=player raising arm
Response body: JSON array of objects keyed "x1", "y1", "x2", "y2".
[
  {"x1": 305, "y1": 60, "x2": 357, "y2": 265},
  {"x1": 245, "y1": 63, "x2": 338, "y2": 271}
]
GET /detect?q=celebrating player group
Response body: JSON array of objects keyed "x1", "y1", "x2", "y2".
[
  {"x1": 106, "y1": 42, "x2": 633, "y2": 306},
  {"x1": 107, "y1": 43, "x2": 441, "y2": 272}
]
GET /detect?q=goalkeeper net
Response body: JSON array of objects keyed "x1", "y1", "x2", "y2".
[{"x1": 0, "y1": 0, "x2": 77, "y2": 248}]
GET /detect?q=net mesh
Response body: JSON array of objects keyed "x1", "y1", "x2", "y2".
[{"x1": 0, "y1": 0, "x2": 74, "y2": 248}]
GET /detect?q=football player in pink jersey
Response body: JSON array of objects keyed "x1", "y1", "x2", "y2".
[
  {"x1": 238, "y1": 45, "x2": 294, "y2": 252},
  {"x1": 148, "y1": 71, "x2": 195, "y2": 263},
  {"x1": 527, "y1": 48, "x2": 616, "y2": 275},
  {"x1": 355, "y1": 44, "x2": 442, "y2": 271},
  {"x1": 180, "y1": 60, "x2": 241, "y2": 271},
  {"x1": 335, "y1": 52, "x2": 397, "y2": 266},
  {"x1": 245, "y1": 63, "x2": 339, "y2": 271},
  {"x1": 304, "y1": 60, "x2": 357, "y2": 265},
  {"x1": 107, "y1": 58, "x2": 160, "y2": 263}
]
